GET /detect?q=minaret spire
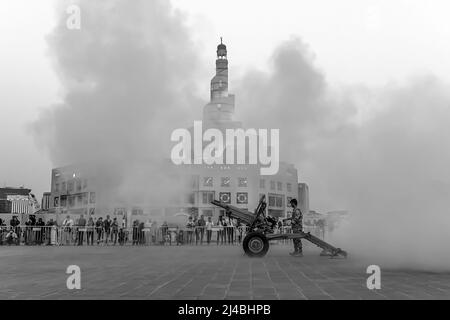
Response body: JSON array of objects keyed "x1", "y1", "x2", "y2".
[{"x1": 211, "y1": 39, "x2": 228, "y2": 101}]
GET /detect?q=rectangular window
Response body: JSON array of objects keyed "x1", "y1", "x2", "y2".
[
  {"x1": 60, "y1": 195, "x2": 67, "y2": 207},
  {"x1": 238, "y1": 177, "x2": 248, "y2": 187},
  {"x1": 61, "y1": 182, "x2": 66, "y2": 193},
  {"x1": 76, "y1": 180, "x2": 82, "y2": 192},
  {"x1": 268, "y1": 194, "x2": 283, "y2": 208},
  {"x1": 203, "y1": 177, "x2": 213, "y2": 187},
  {"x1": 76, "y1": 195, "x2": 83, "y2": 206},
  {"x1": 221, "y1": 177, "x2": 231, "y2": 187},
  {"x1": 202, "y1": 191, "x2": 215, "y2": 204},
  {"x1": 82, "y1": 193, "x2": 88, "y2": 205},
  {"x1": 287, "y1": 183, "x2": 292, "y2": 192},
  {"x1": 68, "y1": 180, "x2": 74, "y2": 193},
  {"x1": 55, "y1": 183, "x2": 60, "y2": 193},
  {"x1": 277, "y1": 182, "x2": 282, "y2": 191},
  {"x1": 260, "y1": 179, "x2": 265, "y2": 189},
  {"x1": 89, "y1": 192, "x2": 96, "y2": 204},
  {"x1": 68, "y1": 196, "x2": 75, "y2": 208},
  {"x1": 270, "y1": 181, "x2": 276, "y2": 190}
]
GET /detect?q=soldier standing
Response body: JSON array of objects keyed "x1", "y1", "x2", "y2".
[{"x1": 289, "y1": 199, "x2": 303, "y2": 257}]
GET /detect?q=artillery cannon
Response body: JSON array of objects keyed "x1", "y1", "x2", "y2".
[{"x1": 211, "y1": 195, "x2": 347, "y2": 258}]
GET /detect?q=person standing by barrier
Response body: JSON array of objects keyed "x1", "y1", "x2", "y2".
[
  {"x1": 86, "y1": 216, "x2": 94, "y2": 245},
  {"x1": 24, "y1": 216, "x2": 33, "y2": 245},
  {"x1": 45, "y1": 219, "x2": 54, "y2": 245},
  {"x1": 35, "y1": 218, "x2": 45, "y2": 245},
  {"x1": 216, "y1": 215, "x2": 225, "y2": 245},
  {"x1": 222, "y1": 215, "x2": 230, "y2": 245},
  {"x1": 77, "y1": 214, "x2": 86, "y2": 246},
  {"x1": 205, "y1": 217, "x2": 213, "y2": 245},
  {"x1": 228, "y1": 217, "x2": 236, "y2": 245},
  {"x1": 10, "y1": 216, "x2": 21, "y2": 244},
  {"x1": 144, "y1": 219, "x2": 152, "y2": 245},
  {"x1": 132, "y1": 220, "x2": 139, "y2": 245},
  {"x1": 103, "y1": 215, "x2": 112, "y2": 245},
  {"x1": 186, "y1": 216, "x2": 195, "y2": 245},
  {"x1": 196, "y1": 215, "x2": 206, "y2": 245},
  {"x1": 138, "y1": 221, "x2": 145, "y2": 245},
  {"x1": 111, "y1": 218, "x2": 119, "y2": 245},
  {"x1": 62, "y1": 215, "x2": 74, "y2": 246},
  {"x1": 95, "y1": 217, "x2": 104, "y2": 245}
]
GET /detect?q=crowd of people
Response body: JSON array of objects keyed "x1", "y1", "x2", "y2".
[{"x1": 0, "y1": 205, "x2": 324, "y2": 248}]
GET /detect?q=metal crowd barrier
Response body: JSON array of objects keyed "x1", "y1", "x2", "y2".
[{"x1": 0, "y1": 225, "x2": 325, "y2": 247}]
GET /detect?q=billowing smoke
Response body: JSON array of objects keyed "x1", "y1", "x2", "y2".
[
  {"x1": 32, "y1": 0, "x2": 204, "y2": 211},
  {"x1": 235, "y1": 37, "x2": 450, "y2": 270}
]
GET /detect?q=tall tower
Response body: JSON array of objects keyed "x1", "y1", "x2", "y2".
[
  {"x1": 210, "y1": 37, "x2": 229, "y2": 100},
  {"x1": 203, "y1": 39, "x2": 241, "y2": 130}
]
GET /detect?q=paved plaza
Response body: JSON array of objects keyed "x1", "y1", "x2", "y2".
[{"x1": 1, "y1": 244, "x2": 450, "y2": 300}]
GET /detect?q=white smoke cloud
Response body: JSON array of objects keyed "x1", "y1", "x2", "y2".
[
  {"x1": 32, "y1": 0, "x2": 204, "y2": 209},
  {"x1": 235, "y1": 37, "x2": 450, "y2": 270}
]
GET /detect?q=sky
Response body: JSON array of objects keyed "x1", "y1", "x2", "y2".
[{"x1": 1, "y1": 0, "x2": 450, "y2": 204}]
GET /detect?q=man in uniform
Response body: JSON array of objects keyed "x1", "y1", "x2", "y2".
[{"x1": 289, "y1": 199, "x2": 303, "y2": 257}]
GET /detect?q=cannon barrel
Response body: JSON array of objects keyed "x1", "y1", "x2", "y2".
[{"x1": 211, "y1": 200, "x2": 256, "y2": 225}]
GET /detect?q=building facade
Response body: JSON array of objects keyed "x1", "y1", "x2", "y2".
[
  {"x1": 48, "y1": 41, "x2": 305, "y2": 223},
  {"x1": 0, "y1": 187, "x2": 32, "y2": 214}
]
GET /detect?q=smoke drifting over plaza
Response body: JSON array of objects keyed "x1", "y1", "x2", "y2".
[
  {"x1": 32, "y1": 0, "x2": 204, "y2": 207},
  {"x1": 236, "y1": 38, "x2": 450, "y2": 270},
  {"x1": 31, "y1": 0, "x2": 450, "y2": 269}
]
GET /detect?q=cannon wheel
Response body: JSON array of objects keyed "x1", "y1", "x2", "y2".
[{"x1": 243, "y1": 232, "x2": 269, "y2": 257}]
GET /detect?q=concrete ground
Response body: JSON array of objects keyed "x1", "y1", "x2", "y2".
[{"x1": 1, "y1": 244, "x2": 450, "y2": 300}]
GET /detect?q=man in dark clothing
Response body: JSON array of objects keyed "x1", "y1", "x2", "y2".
[
  {"x1": 196, "y1": 215, "x2": 206, "y2": 245},
  {"x1": 288, "y1": 199, "x2": 303, "y2": 257},
  {"x1": 95, "y1": 217, "x2": 104, "y2": 245},
  {"x1": 77, "y1": 214, "x2": 87, "y2": 246},
  {"x1": 35, "y1": 218, "x2": 45, "y2": 245},
  {"x1": 103, "y1": 215, "x2": 112, "y2": 245},
  {"x1": 111, "y1": 218, "x2": 119, "y2": 245}
]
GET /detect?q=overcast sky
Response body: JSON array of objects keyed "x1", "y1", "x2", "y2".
[{"x1": 1, "y1": 0, "x2": 450, "y2": 201}]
